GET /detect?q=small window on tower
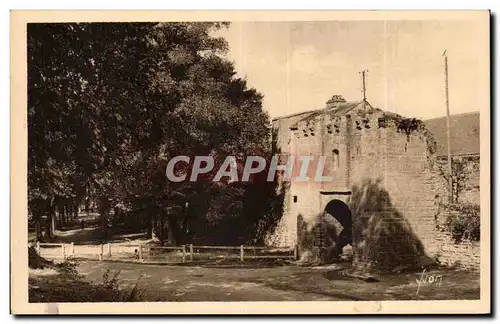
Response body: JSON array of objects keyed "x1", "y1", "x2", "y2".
[
  {"x1": 332, "y1": 149, "x2": 340, "y2": 170},
  {"x1": 293, "y1": 196, "x2": 298, "y2": 203}
]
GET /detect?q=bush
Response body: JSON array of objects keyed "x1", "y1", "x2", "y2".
[
  {"x1": 29, "y1": 267, "x2": 143, "y2": 302},
  {"x1": 28, "y1": 249, "x2": 143, "y2": 302},
  {"x1": 443, "y1": 203, "x2": 480, "y2": 242},
  {"x1": 28, "y1": 245, "x2": 53, "y2": 269}
]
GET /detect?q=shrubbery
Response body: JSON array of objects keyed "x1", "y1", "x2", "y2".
[
  {"x1": 28, "y1": 245, "x2": 51, "y2": 269},
  {"x1": 29, "y1": 248, "x2": 142, "y2": 302},
  {"x1": 443, "y1": 203, "x2": 480, "y2": 242}
]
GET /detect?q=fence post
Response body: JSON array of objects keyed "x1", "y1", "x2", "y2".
[
  {"x1": 99, "y1": 244, "x2": 103, "y2": 261},
  {"x1": 189, "y1": 244, "x2": 193, "y2": 261},
  {"x1": 62, "y1": 244, "x2": 66, "y2": 260},
  {"x1": 182, "y1": 245, "x2": 186, "y2": 263},
  {"x1": 240, "y1": 245, "x2": 244, "y2": 262},
  {"x1": 71, "y1": 242, "x2": 75, "y2": 255},
  {"x1": 107, "y1": 243, "x2": 111, "y2": 258},
  {"x1": 35, "y1": 241, "x2": 40, "y2": 255},
  {"x1": 139, "y1": 244, "x2": 143, "y2": 262}
]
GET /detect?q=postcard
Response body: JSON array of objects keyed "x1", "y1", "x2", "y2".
[{"x1": 11, "y1": 10, "x2": 490, "y2": 315}]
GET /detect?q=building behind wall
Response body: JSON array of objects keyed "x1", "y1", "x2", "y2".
[{"x1": 268, "y1": 95, "x2": 480, "y2": 272}]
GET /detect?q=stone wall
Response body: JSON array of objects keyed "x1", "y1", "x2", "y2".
[
  {"x1": 432, "y1": 201, "x2": 481, "y2": 269},
  {"x1": 435, "y1": 231, "x2": 480, "y2": 269},
  {"x1": 435, "y1": 155, "x2": 480, "y2": 205},
  {"x1": 345, "y1": 113, "x2": 444, "y2": 272},
  {"x1": 431, "y1": 156, "x2": 480, "y2": 270}
]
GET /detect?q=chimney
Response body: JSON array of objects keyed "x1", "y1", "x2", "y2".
[{"x1": 326, "y1": 95, "x2": 346, "y2": 109}]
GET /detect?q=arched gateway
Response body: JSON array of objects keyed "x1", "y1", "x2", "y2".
[
  {"x1": 324, "y1": 199, "x2": 352, "y2": 254},
  {"x1": 321, "y1": 199, "x2": 352, "y2": 258}
]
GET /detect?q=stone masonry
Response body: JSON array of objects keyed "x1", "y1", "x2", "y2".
[{"x1": 268, "y1": 95, "x2": 480, "y2": 272}]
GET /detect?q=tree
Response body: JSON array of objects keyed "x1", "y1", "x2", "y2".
[
  {"x1": 28, "y1": 22, "x2": 285, "y2": 245},
  {"x1": 438, "y1": 157, "x2": 470, "y2": 203}
]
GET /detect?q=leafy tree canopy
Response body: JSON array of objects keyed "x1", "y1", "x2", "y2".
[{"x1": 28, "y1": 22, "x2": 283, "y2": 244}]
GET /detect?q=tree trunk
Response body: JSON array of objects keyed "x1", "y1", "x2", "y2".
[
  {"x1": 147, "y1": 213, "x2": 153, "y2": 238},
  {"x1": 160, "y1": 217, "x2": 165, "y2": 245},
  {"x1": 67, "y1": 205, "x2": 72, "y2": 224},
  {"x1": 73, "y1": 201, "x2": 79, "y2": 219},
  {"x1": 45, "y1": 213, "x2": 52, "y2": 239},
  {"x1": 31, "y1": 199, "x2": 44, "y2": 241},
  {"x1": 166, "y1": 216, "x2": 180, "y2": 246},
  {"x1": 151, "y1": 214, "x2": 157, "y2": 241},
  {"x1": 62, "y1": 204, "x2": 67, "y2": 227},
  {"x1": 32, "y1": 203, "x2": 43, "y2": 241},
  {"x1": 98, "y1": 196, "x2": 111, "y2": 239},
  {"x1": 56, "y1": 202, "x2": 62, "y2": 229},
  {"x1": 53, "y1": 206, "x2": 58, "y2": 231},
  {"x1": 35, "y1": 220, "x2": 42, "y2": 241},
  {"x1": 166, "y1": 225, "x2": 176, "y2": 246},
  {"x1": 74, "y1": 189, "x2": 84, "y2": 219},
  {"x1": 47, "y1": 204, "x2": 56, "y2": 239},
  {"x1": 113, "y1": 207, "x2": 119, "y2": 225},
  {"x1": 101, "y1": 214, "x2": 107, "y2": 238}
]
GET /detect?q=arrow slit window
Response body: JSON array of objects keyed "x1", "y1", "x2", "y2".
[{"x1": 332, "y1": 149, "x2": 340, "y2": 170}]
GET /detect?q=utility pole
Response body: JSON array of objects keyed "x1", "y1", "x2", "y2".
[
  {"x1": 360, "y1": 70, "x2": 368, "y2": 110},
  {"x1": 361, "y1": 70, "x2": 367, "y2": 101},
  {"x1": 318, "y1": 97, "x2": 327, "y2": 263},
  {"x1": 443, "y1": 50, "x2": 453, "y2": 202}
]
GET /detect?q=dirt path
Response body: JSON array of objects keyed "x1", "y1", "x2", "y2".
[
  {"x1": 77, "y1": 261, "x2": 343, "y2": 301},
  {"x1": 76, "y1": 261, "x2": 480, "y2": 301}
]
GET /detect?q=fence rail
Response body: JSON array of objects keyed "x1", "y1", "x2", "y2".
[{"x1": 33, "y1": 242, "x2": 298, "y2": 263}]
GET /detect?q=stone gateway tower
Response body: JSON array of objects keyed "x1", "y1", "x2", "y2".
[{"x1": 270, "y1": 95, "x2": 448, "y2": 273}]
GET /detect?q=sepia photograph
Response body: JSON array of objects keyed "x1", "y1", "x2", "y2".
[{"x1": 10, "y1": 10, "x2": 490, "y2": 314}]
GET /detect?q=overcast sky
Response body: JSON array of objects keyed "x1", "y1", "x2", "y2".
[{"x1": 216, "y1": 19, "x2": 488, "y2": 120}]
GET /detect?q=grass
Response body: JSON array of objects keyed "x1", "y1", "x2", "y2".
[
  {"x1": 29, "y1": 270, "x2": 138, "y2": 302},
  {"x1": 28, "y1": 247, "x2": 143, "y2": 302}
]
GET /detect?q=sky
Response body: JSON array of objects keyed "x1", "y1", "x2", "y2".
[{"x1": 215, "y1": 19, "x2": 489, "y2": 120}]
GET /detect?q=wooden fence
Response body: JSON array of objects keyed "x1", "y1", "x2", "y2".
[{"x1": 33, "y1": 242, "x2": 298, "y2": 263}]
